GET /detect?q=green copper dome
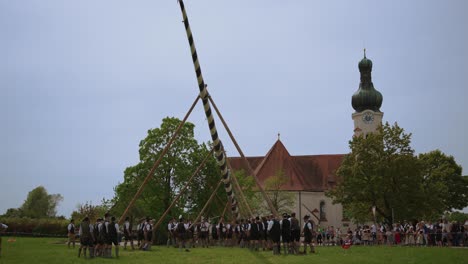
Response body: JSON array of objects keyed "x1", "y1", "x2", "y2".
[{"x1": 352, "y1": 52, "x2": 383, "y2": 112}]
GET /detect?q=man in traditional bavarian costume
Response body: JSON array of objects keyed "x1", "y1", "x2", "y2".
[
  {"x1": 143, "y1": 218, "x2": 153, "y2": 251},
  {"x1": 123, "y1": 216, "x2": 134, "y2": 250},
  {"x1": 108, "y1": 216, "x2": 120, "y2": 257},
  {"x1": 101, "y1": 213, "x2": 112, "y2": 257},
  {"x1": 167, "y1": 217, "x2": 176, "y2": 247},
  {"x1": 137, "y1": 218, "x2": 145, "y2": 248},
  {"x1": 176, "y1": 215, "x2": 189, "y2": 252},
  {"x1": 199, "y1": 217, "x2": 209, "y2": 248},
  {"x1": 67, "y1": 219, "x2": 76, "y2": 248},
  {"x1": 93, "y1": 218, "x2": 103, "y2": 256},
  {"x1": 78, "y1": 217, "x2": 94, "y2": 258},
  {"x1": 249, "y1": 217, "x2": 260, "y2": 250},
  {"x1": 280, "y1": 213, "x2": 291, "y2": 255},
  {"x1": 217, "y1": 218, "x2": 226, "y2": 246},
  {"x1": 268, "y1": 214, "x2": 281, "y2": 255},
  {"x1": 0, "y1": 222, "x2": 8, "y2": 257},
  {"x1": 302, "y1": 215, "x2": 315, "y2": 254},
  {"x1": 289, "y1": 212, "x2": 300, "y2": 254}
]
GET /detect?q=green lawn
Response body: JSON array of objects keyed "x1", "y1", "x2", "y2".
[{"x1": 1, "y1": 237, "x2": 467, "y2": 264}]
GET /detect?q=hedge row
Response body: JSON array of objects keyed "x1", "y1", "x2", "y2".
[{"x1": 0, "y1": 217, "x2": 69, "y2": 237}]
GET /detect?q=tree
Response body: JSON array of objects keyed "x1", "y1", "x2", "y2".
[
  {"x1": 327, "y1": 122, "x2": 424, "y2": 224},
  {"x1": 328, "y1": 122, "x2": 468, "y2": 224},
  {"x1": 418, "y1": 150, "x2": 468, "y2": 218},
  {"x1": 70, "y1": 201, "x2": 109, "y2": 222},
  {"x1": 111, "y1": 117, "x2": 220, "y2": 222},
  {"x1": 20, "y1": 186, "x2": 63, "y2": 218},
  {"x1": 254, "y1": 169, "x2": 295, "y2": 215}
]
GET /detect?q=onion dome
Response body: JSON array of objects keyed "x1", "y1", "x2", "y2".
[{"x1": 352, "y1": 50, "x2": 383, "y2": 112}]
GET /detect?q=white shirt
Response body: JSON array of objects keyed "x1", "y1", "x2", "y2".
[
  {"x1": 68, "y1": 223, "x2": 75, "y2": 232},
  {"x1": 303, "y1": 222, "x2": 312, "y2": 230},
  {"x1": 168, "y1": 223, "x2": 173, "y2": 231},
  {"x1": 124, "y1": 221, "x2": 130, "y2": 231},
  {"x1": 145, "y1": 223, "x2": 152, "y2": 232},
  {"x1": 200, "y1": 221, "x2": 208, "y2": 231},
  {"x1": 267, "y1": 220, "x2": 274, "y2": 231}
]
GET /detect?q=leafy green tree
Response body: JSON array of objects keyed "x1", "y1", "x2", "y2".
[
  {"x1": 111, "y1": 117, "x2": 220, "y2": 222},
  {"x1": 70, "y1": 201, "x2": 109, "y2": 222},
  {"x1": 327, "y1": 123, "x2": 424, "y2": 224},
  {"x1": 418, "y1": 150, "x2": 468, "y2": 218},
  {"x1": 2, "y1": 208, "x2": 23, "y2": 218},
  {"x1": 253, "y1": 169, "x2": 295, "y2": 215},
  {"x1": 20, "y1": 186, "x2": 63, "y2": 218}
]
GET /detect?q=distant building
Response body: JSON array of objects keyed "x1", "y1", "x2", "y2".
[{"x1": 229, "y1": 52, "x2": 384, "y2": 229}]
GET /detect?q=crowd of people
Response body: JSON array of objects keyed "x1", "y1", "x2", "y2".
[
  {"x1": 342, "y1": 220, "x2": 468, "y2": 247},
  {"x1": 165, "y1": 213, "x2": 317, "y2": 255},
  {"x1": 65, "y1": 212, "x2": 468, "y2": 259},
  {"x1": 67, "y1": 213, "x2": 122, "y2": 258}
]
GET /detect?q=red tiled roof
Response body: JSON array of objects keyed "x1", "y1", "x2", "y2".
[{"x1": 228, "y1": 140, "x2": 345, "y2": 192}]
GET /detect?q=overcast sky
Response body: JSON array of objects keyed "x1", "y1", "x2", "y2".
[{"x1": 1, "y1": 0, "x2": 467, "y2": 217}]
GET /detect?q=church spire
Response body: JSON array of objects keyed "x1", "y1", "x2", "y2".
[{"x1": 351, "y1": 50, "x2": 383, "y2": 112}]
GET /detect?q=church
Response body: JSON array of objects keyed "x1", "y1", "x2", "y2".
[{"x1": 229, "y1": 51, "x2": 384, "y2": 229}]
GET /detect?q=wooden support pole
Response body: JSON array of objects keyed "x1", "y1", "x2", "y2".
[
  {"x1": 190, "y1": 180, "x2": 223, "y2": 227},
  {"x1": 153, "y1": 147, "x2": 214, "y2": 231},
  {"x1": 220, "y1": 200, "x2": 230, "y2": 221},
  {"x1": 302, "y1": 203, "x2": 320, "y2": 223},
  {"x1": 226, "y1": 159, "x2": 254, "y2": 218},
  {"x1": 208, "y1": 95, "x2": 279, "y2": 217},
  {"x1": 118, "y1": 96, "x2": 200, "y2": 225}
]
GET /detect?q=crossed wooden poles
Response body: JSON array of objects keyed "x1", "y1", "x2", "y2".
[
  {"x1": 118, "y1": 0, "x2": 280, "y2": 228},
  {"x1": 118, "y1": 93, "x2": 278, "y2": 229}
]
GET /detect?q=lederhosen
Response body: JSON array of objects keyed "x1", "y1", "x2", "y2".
[
  {"x1": 227, "y1": 225, "x2": 233, "y2": 239},
  {"x1": 218, "y1": 223, "x2": 225, "y2": 240},
  {"x1": 270, "y1": 220, "x2": 281, "y2": 243},
  {"x1": 176, "y1": 222, "x2": 186, "y2": 241},
  {"x1": 304, "y1": 221, "x2": 313, "y2": 244},
  {"x1": 257, "y1": 222, "x2": 264, "y2": 241},
  {"x1": 250, "y1": 221, "x2": 259, "y2": 240},
  {"x1": 290, "y1": 218, "x2": 300, "y2": 242},
  {"x1": 211, "y1": 224, "x2": 218, "y2": 240},
  {"x1": 124, "y1": 222, "x2": 132, "y2": 241},
  {"x1": 263, "y1": 220, "x2": 269, "y2": 240},
  {"x1": 243, "y1": 223, "x2": 250, "y2": 242},
  {"x1": 200, "y1": 222, "x2": 208, "y2": 239},
  {"x1": 80, "y1": 221, "x2": 92, "y2": 246},
  {"x1": 108, "y1": 221, "x2": 118, "y2": 245},
  {"x1": 146, "y1": 223, "x2": 153, "y2": 242},
  {"x1": 138, "y1": 223, "x2": 145, "y2": 241},
  {"x1": 93, "y1": 222, "x2": 100, "y2": 245},
  {"x1": 98, "y1": 222, "x2": 108, "y2": 245},
  {"x1": 281, "y1": 218, "x2": 291, "y2": 243}
]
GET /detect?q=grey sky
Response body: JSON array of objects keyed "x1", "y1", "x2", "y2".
[{"x1": 1, "y1": 0, "x2": 467, "y2": 217}]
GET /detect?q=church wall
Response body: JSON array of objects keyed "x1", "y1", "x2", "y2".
[{"x1": 288, "y1": 191, "x2": 352, "y2": 230}]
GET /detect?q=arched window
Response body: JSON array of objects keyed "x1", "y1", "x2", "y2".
[{"x1": 319, "y1": 201, "x2": 326, "y2": 221}]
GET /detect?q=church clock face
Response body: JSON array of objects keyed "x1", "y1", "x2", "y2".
[{"x1": 362, "y1": 112, "x2": 374, "y2": 124}]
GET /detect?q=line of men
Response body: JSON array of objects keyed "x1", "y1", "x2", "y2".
[
  {"x1": 166, "y1": 212, "x2": 316, "y2": 255},
  {"x1": 74, "y1": 213, "x2": 120, "y2": 258}
]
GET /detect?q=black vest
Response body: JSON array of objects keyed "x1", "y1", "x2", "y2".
[{"x1": 108, "y1": 221, "x2": 117, "y2": 238}]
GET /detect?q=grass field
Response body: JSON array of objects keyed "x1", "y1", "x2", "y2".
[{"x1": 1, "y1": 237, "x2": 467, "y2": 264}]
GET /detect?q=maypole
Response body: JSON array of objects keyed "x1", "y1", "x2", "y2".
[{"x1": 178, "y1": 0, "x2": 240, "y2": 219}]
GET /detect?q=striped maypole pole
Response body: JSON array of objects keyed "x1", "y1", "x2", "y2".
[{"x1": 177, "y1": 0, "x2": 240, "y2": 219}]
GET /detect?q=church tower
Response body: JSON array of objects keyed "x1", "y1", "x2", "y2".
[{"x1": 351, "y1": 50, "x2": 383, "y2": 136}]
